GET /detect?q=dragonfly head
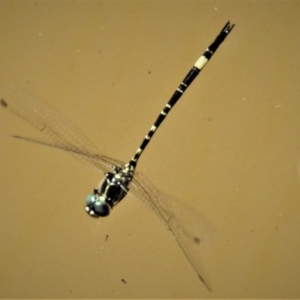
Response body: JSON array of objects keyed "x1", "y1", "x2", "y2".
[{"x1": 85, "y1": 193, "x2": 110, "y2": 217}]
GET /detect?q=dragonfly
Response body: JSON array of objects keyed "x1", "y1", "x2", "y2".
[{"x1": 0, "y1": 21, "x2": 234, "y2": 291}]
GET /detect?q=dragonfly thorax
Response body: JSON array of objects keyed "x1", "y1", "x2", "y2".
[{"x1": 85, "y1": 164, "x2": 134, "y2": 217}]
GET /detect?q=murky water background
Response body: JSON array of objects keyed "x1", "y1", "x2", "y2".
[{"x1": 0, "y1": 1, "x2": 300, "y2": 298}]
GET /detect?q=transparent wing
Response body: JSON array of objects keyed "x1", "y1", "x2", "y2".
[
  {"x1": 130, "y1": 172, "x2": 215, "y2": 291},
  {"x1": 0, "y1": 83, "x2": 124, "y2": 173},
  {"x1": 1, "y1": 83, "x2": 215, "y2": 290}
]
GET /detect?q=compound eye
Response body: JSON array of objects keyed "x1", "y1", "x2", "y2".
[
  {"x1": 86, "y1": 194, "x2": 97, "y2": 206},
  {"x1": 85, "y1": 194, "x2": 110, "y2": 217},
  {"x1": 93, "y1": 201, "x2": 110, "y2": 217}
]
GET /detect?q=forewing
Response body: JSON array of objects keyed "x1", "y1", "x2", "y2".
[
  {"x1": 130, "y1": 171, "x2": 215, "y2": 291},
  {"x1": 0, "y1": 83, "x2": 124, "y2": 173}
]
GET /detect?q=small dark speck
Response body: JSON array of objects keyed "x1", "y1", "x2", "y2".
[
  {"x1": 148, "y1": 71, "x2": 151, "y2": 74},
  {"x1": 105, "y1": 234, "x2": 109, "y2": 241},
  {"x1": 98, "y1": 51, "x2": 101, "y2": 54},
  {"x1": 207, "y1": 117, "x2": 212, "y2": 122},
  {"x1": 1, "y1": 99, "x2": 8, "y2": 108},
  {"x1": 121, "y1": 278, "x2": 127, "y2": 284},
  {"x1": 193, "y1": 236, "x2": 200, "y2": 244},
  {"x1": 70, "y1": 290, "x2": 72, "y2": 293}
]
